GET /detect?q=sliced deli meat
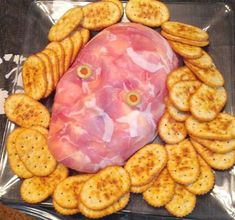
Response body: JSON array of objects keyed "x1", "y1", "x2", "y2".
[{"x1": 48, "y1": 23, "x2": 179, "y2": 173}]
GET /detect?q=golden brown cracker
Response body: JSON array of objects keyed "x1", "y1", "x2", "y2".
[
  {"x1": 15, "y1": 128, "x2": 56, "y2": 176},
  {"x1": 48, "y1": 6, "x2": 83, "y2": 42},
  {"x1": 190, "y1": 84, "x2": 227, "y2": 121},
  {"x1": 80, "y1": 166, "x2": 130, "y2": 210},
  {"x1": 191, "y1": 139, "x2": 235, "y2": 170},
  {"x1": 30, "y1": 126, "x2": 48, "y2": 138},
  {"x1": 53, "y1": 200, "x2": 80, "y2": 215},
  {"x1": 143, "y1": 169, "x2": 175, "y2": 207},
  {"x1": 186, "y1": 156, "x2": 214, "y2": 195},
  {"x1": 131, "y1": 178, "x2": 154, "y2": 193},
  {"x1": 6, "y1": 128, "x2": 33, "y2": 178},
  {"x1": 186, "y1": 113, "x2": 235, "y2": 140},
  {"x1": 125, "y1": 144, "x2": 167, "y2": 187},
  {"x1": 126, "y1": 0, "x2": 170, "y2": 27},
  {"x1": 162, "y1": 21, "x2": 209, "y2": 42},
  {"x1": 158, "y1": 112, "x2": 187, "y2": 144},
  {"x1": 102, "y1": 0, "x2": 124, "y2": 15},
  {"x1": 80, "y1": 28, "x2": 90, "y2": 46},
  {"x1": 70, "y1": 31, "x2": 83, "y2": 63},
  {"x1": 165, "y1": 184, "x2": 196, "y2": 217},
  {"x1": 169, "y1": 80, "x2": 201, "y2": 111},
  {"x1": 4, "y1": 93, "x2": 50, "y2": 128},
  {"x1": 166, "y1": 139, "x2": 200, "y2": 185},
  {"x1": 22, "y1": 55, "x2": 47, "y2": 100},
  {"x1": 61, "y1": 37, "x2": 74, "y2": 71}
]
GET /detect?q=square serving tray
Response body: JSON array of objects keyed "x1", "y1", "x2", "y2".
[{"x1": 0, "y1": 1, "x2": 235, "y2": 219}]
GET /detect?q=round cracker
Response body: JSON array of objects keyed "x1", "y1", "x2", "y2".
[
  {"x1": 70, "y1": 31, "x2": 83, "y2": 64},
  {"x1": 158, "y1": 112, "x2": 187, "y2": 144},
  {"x1": 166, "y1": 139, "x2": 200, "y2": 185},
  {"x1": 61, "y1": 37, "x2": 74, "y2": 71},
  {"x1": 143, "y1": 169, "x2": 175, "y2": 207},
  {"x1": 15, "y1": 129, "x2": 57, "y2": 176},
  {"x1": 102, "y1": 0, "x2": 124, "y2": 15},
  {"x1": 22, "y1": 55, "x2": 47, "y2": 100},
  {"x1": 53, "y1": 200, "x2": 79, "y2": 215},
  {"x1": 30, "y1": 126, "x2": 48, "y2": 138},
  {"x1": 48, "y1": 6, "x2": 83, "y2": 42},
  {"x1": 165, "y1": 184, "x2": 196, "y2": 218},
  {"x1": 80, "y1": 28, "x2": 90, "y2": 46},
  {"x1": 131, "y1": 178, "x2": 154, "y2": 193}
]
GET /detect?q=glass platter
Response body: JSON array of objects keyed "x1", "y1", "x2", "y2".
[{"x1": 0, "y1": 0, "x2": 235, "y2": 219}]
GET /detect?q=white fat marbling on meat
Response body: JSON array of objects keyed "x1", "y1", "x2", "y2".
[
  {"x1": 82, "y1": 82, "x2": 91, "y2": 93},
  {"x1": 147, "y1": 82, "x2": 155, "y2": 97},
  {"x1": 107, "y1": 33, "x2": 117, "y2": 41},
  {"x1": 126, "y1": 47, "x2": 165, "y2": 73}
]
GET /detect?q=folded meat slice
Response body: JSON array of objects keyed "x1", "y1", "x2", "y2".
[{"x1": 48, "y1": 22, "x2": 179, "y2": 173}]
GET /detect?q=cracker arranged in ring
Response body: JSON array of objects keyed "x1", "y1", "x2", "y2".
[
  {"x1": 46, "y1": 42, "x2": 65, "y2": 78},
  {"x1": 30, "y1": 126, "x2": 48, "y2": 138},
  {"x1": 143, "y1": 169, "x2": 175, "y2": 207},
  {"x1": 79, "y1": 193, "x2": 130, "y2": 219},
  {"x1": 168, "y1": 40, "x2": 203, "y2": 59},
  {"x1": 166, "y1": 139, "x2": 200, "y2": 185},
  {"x1": 185, "y1": 113, "x2": 235, "y2": 140},
  {"x1": 22, "y1": 55, "x2": 47, "y2": 100},
  {"x1": 53, "y1": 200, "x2": 80, "y2": 216},
  {"x1": 61, "y1": 37, "x2": 74, "y2": 71},
  {"x1": 184, "y1": 60, "x2": 224, "y2": 87},
  {"x1": 35, "y1": 52, "x2": 54, "y2": 98},
  {"x1": 169, "y1": 80, "x2": 201, "y2": 111},
  {"x1": 80, "y1": 28, "x2": 90, "y2": 46},
  {"x1": 48, "y1": 6, "x2": 83, "y2": 42},
  {"x1": 185, "y1": 156, "x2": 214, "y2": 195},
  {"x1": 70, "y1": 31, "x2": 83, "y2": 63},
  {"x1": 125, "y1": 144, "x2": 167, "y2": 187},
  {"x1": 126, "y1": 0, "x2": 170, "y2": 27},
  {"x1": 191, "y1": 136, "x2": 235, "y2": 154},
  {"x1": 161, "y1": 30, "x2": 209, "y2": 47},
  {"x1": 80, "y1": 166, "x2": 130, "y2": 210},
  {"x1": 54, "y1": 175, "x2": 93, "y2": 209},
  {"x1": 15, "y1": 129, "x2": 57, "y2": 176},
  {"x1": 185, "y1": 50, "x2": 213, "y2": 69},
  {"x1": 166, "y1": 99, "x2": 190, "y2": 122},
  {"x1": 167, "y1": 66, "x2": 196, "y2": 90},
  {"x1": 165, "y1": 184, "x2": 196, "y2": 218},
  {"x1": 81, "y1": 2, "x2": 121, "y2": 31},
  {"x1": 161, "y1": 21, "x2": 209, "y2": 42},
  {"x1": 102, "y1": 0, "x2": 124, "y2": 15},
  {"x1": 158, "y1": 112, "x2": 187, "y2": 144},
  {"x1": 191, "y1": 139, "x2": 235, "y2": 170},
  {"x1": 190, "y1": 84, "x2": 227, "y2": 121},
  {"x1": 6, "y1": 128, "x2": 33, "y2": 178},
  {"x1": 4, "y1": 94, "x2": 50, "y2": 128},
  {"x1": 131, "y1": 178, "x2": 155, "y2": 194}
]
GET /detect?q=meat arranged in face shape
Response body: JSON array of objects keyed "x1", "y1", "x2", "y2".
[{"x1": 48, "y1": 23, "x2": 179, "y2": 173}]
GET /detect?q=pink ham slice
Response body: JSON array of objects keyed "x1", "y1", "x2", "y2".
[{"x1": 48, "y1": 23, "x2": 179, "y2": 173}]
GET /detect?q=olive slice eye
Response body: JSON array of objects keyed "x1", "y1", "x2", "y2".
[
  {"x1": 77, "y1": 64, "x2": 93, "y2": 79},
  {"x1": 125, "y1": 91, "x2": 141, "y2": 106}
]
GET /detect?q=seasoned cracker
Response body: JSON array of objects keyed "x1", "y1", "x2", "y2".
[
  {"x1": 125, "y1": 144, "x2": 167, "y2": 187},
  {"x1": 81, "y1": 2, "x2": 121, "y2": 30},
  {"x1": 191, "y1": 136, "x2": 235, "y2": 154},
  {"x1": 6, "y1": 128, "x2": 33, "y2": 178},
  {"x1": 191, "y1": 139, "x2": 235, "y2": 170},
  {"x1": 169, "y1": 80, "x2": 201, "y2": 111},
  {"x1": 186, "y1": 50, "x2": 213, "y2": 69},
  {"x1": 79, "y1": 193, "x2": 130, "y2": 219},
  {"x1": 102, "y1": 0, "x2": 124, "y2": 15},
  {"x1": 22, "y1": 55, "x2": 47, "y2": 100},
  {"x1": 165, "y1": 184, "x2": 196, "y2": 218},
  {"x1": 46, "y1": 42, "x2": 65, "y2": 77},
  {"x1": 30, "y1": 126, "x2": 49, "y2": 138},
  {"x1": 48, "y1": 6, "x2": 83, "y2": 42},
  {"x1": 158, "y1": 112, "x2": 187, "y2": 144},
  {"x1": 190, "y1": 84, "x2": 227, "y2": 121},
  {"x1": 186, "y1": 113, "x2": 235, "y2": 140},
  {"x1": 131, "y1": 178, "x2": 154, "y2": 193},
  {"x1": 80, "y1": 28, "x2": 90, "y2": 46},
  {"x1": 166, "y1": 99, "x2": 190, "y2": 122},
  {"x1": 54, "y1": 175, "x2": 92, "y2": 209},
  {"x1": 4, "y1": 93, "x2": 50, "y2": 128},
  {"x1": 184, "y1": 60, "x2": 224, "y2": 87},
  {"x1": 36, "y1": 52, "x2": 54, "y2": 97},
  {"x1": 161, "y1": 30, "x2": 209, "y2": 47},
  {"x1": 186, "y1": 156, "x2": 214, "y2": 195},
  {"x1": 167, "y1": 66, "x2": 196, "y2": 90},
  {"x1": 61, "y1": 37, "x2": 74, "y2": 71},
  {"x1": 169, "y1": 40, "x2": 203, "y2": 59},
  {"x1": 53, "y1": 200, "x2": 80, "y2": 215},
  {"x1": 143, "y1": 169, "x2": 175, "y2": 207},
  {"x1": 166, "y1": 139, "x2": 200, "y2": 184},
  {"x1": 20, "y1": 177, "x2": 51, "y2": 203},
  {"x1": 162, "y1": 21, "x2": 209, "y2": 42},
  {"x1": 70, "y1": 31, "x2": 83, "y2": 63},
  {"x1": 126, "y1": 0, "x2": 169, "y2": 27},
  {"x1": 80, "y1": 166, "x2": 130, "y2": 210},
  {"x1": 15, "y1": 129, "x2": 56, "y2": 176},
  {"x1": 42, "y1": 48, "x2": 60, "y2": 87}
]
